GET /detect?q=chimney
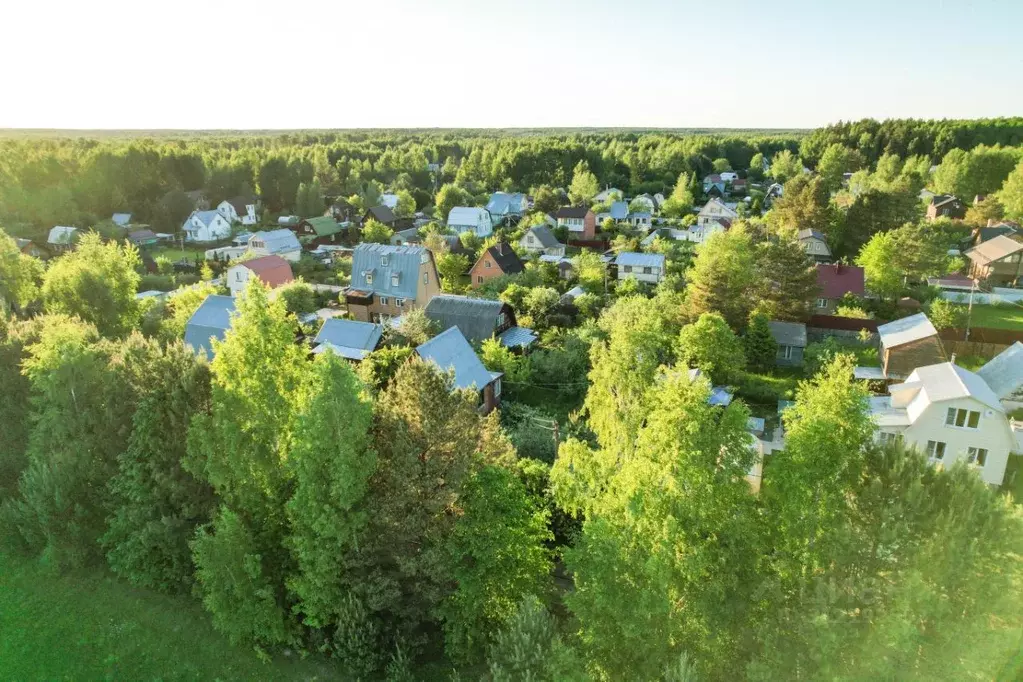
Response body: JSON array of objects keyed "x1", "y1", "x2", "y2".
[{"x1": 950, "y1": 352, "x2": 957, "y2": 365}]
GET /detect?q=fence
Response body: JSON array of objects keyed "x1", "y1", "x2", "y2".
[
  {"x1": 940, "y1": 287, "x2": 1023, "y2": 305},
  {"x1": 938, "y1": 327, "x2": 1023, "y2": 345}
]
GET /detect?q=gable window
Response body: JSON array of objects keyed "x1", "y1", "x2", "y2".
[
  {"x1": 816, "y1": 298, "x2": 828, "y2": 308},
  {"x1": 926, "y1": 440, "x2": 946, "y2": 461},
  {"x1": 485, "y1": 260, "x2": 491, "y2": 268},
  {"x1": 945, "y1": 408, "x2": 980, "y2": 429},
  {"x1": 423, "y1": 272, "x2": 429, "y2": 285},
  {"x1": 967, "y1": 447, "x2": 988, "y2": 466}
]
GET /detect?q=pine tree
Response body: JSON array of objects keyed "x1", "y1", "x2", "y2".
[
  {"x1": 743, "y1": 312, "x2": 777, "y2": 372},
  {"x1": 755, "y1": 237, "x2": 820, "y2": 321}
]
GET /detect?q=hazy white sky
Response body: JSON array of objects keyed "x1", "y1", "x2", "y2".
[{"x1": 3, "y1": 0, "x2": 1021, "y2": 129}]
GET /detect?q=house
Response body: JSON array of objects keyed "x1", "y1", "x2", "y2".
[
  {"x1": 415, "y1": 326, "x2": 503, "y2": 414},
  {"x1": 703, "y1": 174, "x2": 726, "y2": 195},
  {"x1": 976, "y1": 342, "x2": 1023, "y2": 411},
  {"x1": 217, "y1": 196, "x2": 258, "y2": 226},
  {"x1": 246, "y1": 229, "x2": 303, "y2": 262},
  {"x1": 47, "y1": 226, "x2": 78, "y2": 251},
  {"x1": 869, "y1": 362, "x2": 1020, "y2": 486},
  {"x1": 561, "y1": 285, "x2": 585, "y2": 303},
  {"x1": 596, "y1": 201, "x2": 629, "y2": 225},
  {"x1": 345, "y1": 243, "x2": 441, "y2": 322},
  {"x1": 731, "y1": 178, "x2": 748, "y2": 195},
  {"x1": 289, "y1": 216, "x2": 344, "y2": 246},
  {"x1": 877, "y1": 313, "x2": 946, "y2": 380},
  {"x1": 768, "y1": 320, "x2": 807, "y2": 367},
  {"x1": 539, "y1": 254, "x2": 575, "y2": 279},
  {"x1": 278, "y1": 215, "x2": 300, "y2": 228},
  {"x1": 615, "y1": 252, "x2": 665, "y2": 285},
  {"x1": 519, "y1": 225, "x2": 565, "y2": 256},
  {"x1": 797, "y1": 229, "x2": 832, "y2": 263},
  {"x1": 594, "y1": 187, "x2": 622, "y2": 203},
  {"x1": 765, "y1": 183, "x2": 784, "y2": 201},
  {"x1": 226, "y1": 254, "x2": 295, "y2": 297},
  {"x1": 555, "y1": 206, "x2": 597, "y2": 240},
  {"x1": 111, "y1": 212, "x2": 132, "y2": 227},
  {"x1": 390, "y1": 227, "x2": 422, "y2": 246},
  {"x1": 183, "y1": 210, "x2": 232, "y2": 243},
  {"x1": 926, "y1": 195, "x2": 966, "y2": 221},
  {"x1": 964, "y1": 234, "x2": 1023, "y2": 287},
  {"x1": 627, "y1": 211, "x2": 652, "y2": 229},
  {"x1": 485, "y1": 192, "x2": 528, "y2": 225},
  {"x1": 379, "y1": 193, "x2": 400, "y2": 210},
  {"x1": 814, "y1": 264, "x2": 865, "y2": 314},
  {"x1": 312, "y1": 318, "x2": 384, "y2": 360},
  {"x1": 127, "y1": 229, "x2": 159, "y2": 247},
  {"x1": 969, "y1": 221, "x2": 1019, "y2": 247},
  {"x1": 424, "y1": 294, "x2": 536, "y2": 348},
  {"x1": 720, "y1": 171, "x2": 739, "y2": 183},
  {"x1": 184, "y1": 294, "x2": 236, "y2": 358},
  {"x1": 470, "y1": 242, "x2": 524, "y2": 288},
  {"x1": 14, "y1": 238, "x2": 45, "y2": 258},
  {"x1": 447, "y1": 207, "x2": 493, "y2": 237},
  {"x1": 630, "y1": 194, "x2": 657, "y2": 213},
  {"x1": 364, "y1": 205, "x2": 397, "y2": 227},
  {"x1": 697, "y1": 199, "x2": 738, "y2": 229}
]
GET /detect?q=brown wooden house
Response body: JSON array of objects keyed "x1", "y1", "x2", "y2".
[
  {"x1": 469, "y1": 242, "x2": 524, "y2": 288},
  {"x1": 877, "y1": 313, "x2": 947, "y2": 379},
  {"x1": 345, "y1": 243, "x2": 440, "y2": 322},
  {"x1": 964, "y1": 234, "x2": 1023, "y2": 287}
]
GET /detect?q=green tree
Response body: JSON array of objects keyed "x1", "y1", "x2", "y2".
[
  {"x1": 684, "y1": 227, "x2": 759, "y2": 329},
  {"x1": 362, "y1": 218, "x2": 394, "y2": 244},
  {"x1": 389, "y1": 306, "x2": 437, "y2": 346},
  {"x1": 712, "y1": 157, "x2": 732, "y2": 173},
  {"x1": 530, "y1": 185, "x2": 561, "y2": 214},
  {"x1": 998, "y1": 158, "x2": 1023, "y2": 221},
  {"x1": 436, "y1": 252, "x2": 469, "y2": 292},
  {"x1": 41, "y1": 232, "x2": 141, "y2": 337},
  {"x1": 767, "y1": 174, "x2": 834, "y2": 237},
  {"x1": 856, "y1": 231, "x2": 903, "y2": 300},
  {"x1": 755, "y1": 236, "x2": 820, "y2": 321},
  {"x1": 0, "y1": 229, "x2": 42, "y2": 312},
  {"x1": 662, "y1": 171, "x2": 695, "y2": 218},
  {"x1": 435, "y1": 183, "x2": 471, "y2": 221},
  {"x1": 769, "y1": 149, "x2": 803, "y2": 184},
  {"x1": 933, "y1": 145, "x2": 1020, "y2": 201},
  {"x1": 160, "y1": 281, "x2": 219, "y2": 343},
  {"x1": 573, "y1": 249, "x2": 606, "y2": 292},
  {"x1": 393, "y1": 190, "x2": 416, "y2": 218},
  {"x1": 295, "y1": 182, "x2": 310, "y2": 217},
  {"x1": 816, "y1": 143, "x2": 865, "y2": 192},
  {"x1": 743, "y1": 311, "x2": 778, "y2": 372},
  {"x1": 568, "y1": 161, "x2": 599, "y2": 206},
  {"x1": 276, "y1": 280, "x2": 317, "y2": 315},
  {"x1": 676, "y1": 312, "x2": 746, "y2": 382},
  {"x1": 926, "y1": 297, "x2": 966, "y2": 329}
]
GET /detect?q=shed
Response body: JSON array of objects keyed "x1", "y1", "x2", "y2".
[
  {"x1": 312, "y1": 319, "x2": 384, "y2": 360},
  {"x1": 416, "y1": 326, "x2": 502, "y2": 413},
  {"x1": 184, "y1": 295, "x2": 236, "y2": 358},
  {"x1": 768, "y1": 320, "x2": 807, "y2": 367}
]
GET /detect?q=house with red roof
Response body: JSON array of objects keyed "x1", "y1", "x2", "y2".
[
  {"x1": 227, "y1": 254, "x2": 295, "y2": 296},
  {"x1": 813, "y1": 263, "x2": 865, "y2": 314}
]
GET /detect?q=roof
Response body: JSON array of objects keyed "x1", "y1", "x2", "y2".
[
  {"x1": 424, "y1": 295, "x2": 509, "y2": 343},
  {"x1": 555, "y1": 206, "x2": 590, "y2": 219},
  {"x1": 615, "y1": 252, "x2": 665, "y2": 269},
  {"x1": 869, "y1": 396, "x2": 913, "y2": 427},
  {"x1": 127, "y1": 229, "x2": 158, "y2": 244},
  {"x1": 628, "y1": 211, "x2": 652, "y2": 220},
  {"x1": 975, "y1": 224, "x2": 1018, "y2": 244},
  {"x1": 379, "y1": 193, "x2": 399, "y2": 210},
  {"x1": 524, "y1": 225, "x2": 560, "y2": 248},
  {"x1": 562, "y1": 285, "x2": 585, "y2": 300},
  {"x1": 609, "y1": 201, "x2": 629, "y2": 220},
  {"x1": 594, "y1": 187, "x2": 621, "y2": 201},
  {"x1": 416, "y1": 326, "x2": 497, "y2": 391},
  {"x1": 184, "y1": 295, "x2": 236, "y2": 358},
  {"x1": 278, "y1": 215, "x2": 300, "y2": 226},
  {"x1": 902, "y1": 362, "x2": 1004, "y2": 413},
  {"x1": 48, "y1": 226, "x2": 78, "y2": 244},
  {"x1": 767, "y1": 320, "x2": 808, "y2": 348},
  {"x1": 313, "y1": 319, "x2": 384, "y2": 360},
  {"x1": 877, "y1": 313, "x2": 938, "y2": 349},
  {"x1": 447, "y1": 206, "x2": 489, "y2": 227},
  {"x1": 479, "y1": 242, "x2": 524, "y2": 275},
  {"x1": 249, "y1": 229, "x2": 301, "y2": 255},
  {"x1": 365, "y1": 205, "x2": 395, "y2": 223},
  {"x1": 498, "y1": 326, "x2": 538, "y2": 348},
  {"x1": 350, "y1": 243, "x2": 430, "y2": 299},
  {"x1": 486, "y1": 192, "x2": 526, "y2": 215},
  {"x1": 227, "y1": 196, "x2": 255, "y2": 214},
  {"x1": 816, "y1": 264, "x2": 865, "y2": 298},
  {"x1": 304, "y1": 216, "x2": 343, "y2": 237},
  {"x1": 698, "y1": 199, "x2": 738, "y2": 218},
  {"x1": 976, "y1": 342, "x2": 1023, "y2": 400},
  {"x1": 797, "y1": 229, "x2": 827, "y2": 242},
  {"x1": 965, "y1": 234, "x2": 1023, "y2": 265},
  {"x1": 111, "y1": 212, "x2": 132, "y2": 226},
  {"x1": 931, "y1": 194, "x2": 961, "y2": 208},
  {"x1": 190, "y1": 210, "x2": 224, "y2": 228},
  {"x1": 235, "y1": 255, "x2": 295, "y2": 289}
]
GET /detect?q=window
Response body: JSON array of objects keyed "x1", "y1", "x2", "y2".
[
  {"x1": 365, "y1": 273, "x2": 373, "y2": 285},
  {"x1": 623, "y1": 265, "x2": 632, "y2": 273},
  {"x1": 493, "y1": 377, "x2": 501, "y2": 398},
  {"x1": 945, "y1": 408, "x2": 980, "y2": 429},
  {"x1": 816, "y1": 298, "x2": 828, "y2": 308},
  {"x1": 926, "y1": 440, "x2": 946, "y2": 460},
  {"x1": 879, "y1": 432, "x2": 902, "y2": 446},
  {"x1": 423, "y1": 272, "x2": 429, "y2": 285},
  {"x1": 396, "y1": 298, "x2": 405, "y2": 307},
  {"x1": 779, "y1": 345, "x2": 794, "y2": 360},
  {"x1": 235, "y1": 271, "x2": 241, "y2": 282},
  {"x1": 967, "y1": 447, "x2": 988, "y2": 466},
  {"x1": 485, "y1": 260, "x2": 491, "y2": 268},
  {"x1": 391, "y1": 273, "x2": 400, "y2": 287},
  {"x1": 380, "y1": 296, "x2": 389, "y2": 306},
  {"x1": 381, "y1": 256, "x2": 389, "y2": 266},
  {"x1": 477, "y1": 275, "x2": 483, "y2": 284},
  {"x1": 642, "y1": 267, "x2": 652, "y2": 274}
]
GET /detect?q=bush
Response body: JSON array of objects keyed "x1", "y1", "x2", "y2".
[{"x1": 138, "y1": 274, "x2": 176, "y2": 291}]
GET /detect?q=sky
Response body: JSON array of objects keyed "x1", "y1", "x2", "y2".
[{"x1": 3, "y1": 0, "x2": 1022, "y2": 130}]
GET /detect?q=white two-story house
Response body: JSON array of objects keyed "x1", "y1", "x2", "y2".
[
  {"x1": 447, "y1": 206, "x2": 493, "y2": 237},
  {"x1": 615, "y1": 252, "x2": 665, "y2": 285},
  {"x1": 183, "y1": 210, "x2": 232, "y2": 243},
  {"x1": 217, "y1": 197, "x2": 258, "y2": 226},
  {"x1": 697, "y1": 198, "x2": 738, "y2": 229},
  {"x1": 870, "y1": 362, "x2": 1021, "y2": 486}
]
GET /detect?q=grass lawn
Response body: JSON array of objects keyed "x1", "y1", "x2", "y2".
[
  {"x1": 968, "y1": 304, "x2": 1023, "y2": 331},
  {"x1": 0, "y1": 552, "x2": 333, "y2": 681},
  {"x1": 149, "y1": 246, "x2": 208, "y2": 262}
]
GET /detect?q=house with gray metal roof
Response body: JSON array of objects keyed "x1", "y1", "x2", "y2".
[
  {"x1": 424, "y1": 295, "x2": 536, "y2": 348},
  {"x1": 111, "y1": 213, "x2": 133, "y2": 227},
  {"x1": 346, "y1": 243, "x2": 441, "y2": 323},
  {"x1": 519, "y1": 225, "x2": 565, "y2": 256},
  {"x1": 877, "y1": 313, "x2": 946, "y2": 379},
  {"x1": 416, "y1": 326, "x2": 502, "y2": 413},
  {"x1": 614, "y1": 252, "x2": 665, "y2": 284},
  {"x1": 447, "y1": 206, "x2": 493, "y2": 237},
  {"x1": 485, "y1": 192, "x2": 528, "y2": 225},
  {"x1": 246, "y1": 229, "x2": 302, "y2": 262},
  {"x1": 47, "y1": 226, "x2": 79, "y2": 251},
  {"x1": 977, "y1": 342, "x2": 1023, "y2": 410},
  {"x1": 312, "y1": 318, "x2": 384, "y2": 360},
  {"x1": 184, "y1": 295, "x2": 236, "y2": 359},
  {"x1": 767, "y1": 320, "x2": 807, "y2": 367}
]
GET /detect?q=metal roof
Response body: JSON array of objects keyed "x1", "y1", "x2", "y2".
[
  {"x1": 248, "y1": 229, "x2": 301, "y2": 254},
  {"x1": 313, "y1": 319, "x2": 384, "y2": 360},
  {"x1": 976, "y1": 342, "x2": 1023, "y2": 401},
  {"x1": 965, "y1": 234, "x2": 1023, "y2": 265},
  {"x1": 902, "y1": 362, "x2": 1004, "y2": 413},
  {"x1": 768, "y1": 320, "x2": 808, "y2": 348},
  {"x1": 190, "y1": 210, "x2": 224, "y2": 227},
  {"x1": 234, "y1": 255, "x2": 295, "y2": 289},
  {"x1": 447, "y1": 206, "x2": 490, "y2": 227},
  {"x1": 609, "y1": 201, "x2": 629, "y2": 220},
  {"x1": 48, "y1": 226, "x2": 78, "y2": 244},
  {"x1": 111, "y1": 213, "x2": 132, "y2": 226},
  {"x1": 615, "y1": 252, "x2": 665, "y2": 269},
  {"x1": 486, "y1": 192, "x2": 526, "y2": 216},
  {"x1": 304, "y1": 216, "x2": 342, "y2": 237},
  {"x1": 877, "y1": 313, "x2": 938, "y2": 349},
  {"x1": 184, "y1": 295, "x2": 236, "y2": 358},
  {"x1": 424, "y1": 294, "x2": 509, "y2": 343},
  {"x1": 416, "y1": 326, "x2": 497, "y2": 391},
  {"x1": 525, "y1": 225, "x2": 560, "y2": 248},
  {"x1": 351, "y1": 243, "x2": 429, "y2": 300},
  {"x1": 498, "y1": 326, "x2": 538, "y2": 348}
]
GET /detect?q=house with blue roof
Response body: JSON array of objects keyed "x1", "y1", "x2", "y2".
[
  {"x1": 615, "y1": 252, "x2": 665, "y2": 284},
  {"x1": 111, "y1": 212, "x2": 133, "y2": 227},
  {"x1": 447, "y1": 207, "x2": 493, "y2": 237},
  {"x1": 246, "y1": 229, "x2": 302, "y2": 262},
  {"x1": 183, "y1": 210, "x2": 232, "y2": 243},
  {"x1": 416, "y1": 326, "x2": 502, "y2": 413},
  {"x1": 485, "y1": 192, "x2": 528, "y2": 225},
  {"x1": 346, "y1": 243, "x2": 441, "y2": 323},
  {"x1": 184, "y1": 295, "x2": 236, "y2": 358},
  {"x1": 597, "y1": 201, "x2": 629, "y2": 225},
  {"x1": 312, "y1": 318, "x2": 384, "y2": 360}
]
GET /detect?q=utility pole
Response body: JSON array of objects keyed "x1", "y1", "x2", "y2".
[
  {"x1": 552, "y1": 420, "x2": 560, "y2": 457},
  {"x1": 965, "y1": 280, "x2": 976, "y2": 342}
]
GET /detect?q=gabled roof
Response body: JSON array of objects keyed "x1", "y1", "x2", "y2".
[
  {"x1": 235, "y1": 255, "x2": 295, "y2": 289},
  {"x1": 555, "y1": 206, "x2": 590, "y2": 219},
  {"x1": 902, "y1": 362, "x2": 1004, "y2": 413},
  {"x1": 188, "y1": 210, "x2": 224, "y2": 228},
  {"x1": 931, "y1": 194, "x2": 961, "y2": 208},
  {"x1": 350, "y1": 243, "x2": 430, "y2": 299},
  {"x1": 965, "y1": 234, "x2": 1023, "y2": 265},
  {"x1": 304, "y1": 216, "x2": 343, "y2": 237},
  {"x1": 365, "y1": 205, "x2": 395, "y2": 223},
  {"x1": 111, "y1": 212, "x2": 132, "y2": 226},
  {"x1": 594, "y1": 187, "x2": 621, "y2": 202},
  {"x1": 447, "y1": 206, "x2": 489, "y2": 226},
  {"x1": 184, "y1": 295, "x2": 236, "y2": 358},
  {"x1": 424, "y1": 294, "x2": 510, "y2": 343},
  {"x1": 974, "y1": 223, "x2": 1018, "y2": 245},
  {"x1": 877, "y1": 313, "x2": 938, "y2": 349},
  {"x1": 249, "y1": 229, "x2": 301, "y2": 254},
  {"x1": 478, "y1": 242, "x2": 524, "y2": 275},
  {"x1": 816, "y1": 264, "x2": 865, "y2": 299},
  {"x1": 379, "y1": 193, "x2": 399, "y2": 210},
  {"x1": 524, "y1": 225, "x2": 560, "y2": 248},
  {"x1": 127, "y1": 229, "x2": 158, "y2": 244},
  {"x1": 313, "y1": 319, "x2": 384, "y2": 360},
  {"x1": 485, "y1": 192, "x2": 526, "y2": 215},
  {"x1": 768, "y1": 320, "x2": 808, "y2": 348},
  {"x1": 416, "y1": 326, "x2": 497, "y2": 391},
  {"x1": 48, "y1": 226, "x2": 78, "y2": 244},
  {"x1": 608, "y1": 201, "x2": 629, "y2": 220},
  {"x1": 227, "y1": 196, "x2": 256, "y2": 214},
  {"x1": 797, "y1": 228, "x2": 827, "y2": 242},
  {"x1": 615, "y1": 252, "x2": 665, "y2": 269},
  {"x1": 976, "y1": 342, "x2": 1023, "y2": 401},
  {"x1": 697, "y1": 198, "x2": 738, "y2": 218}
]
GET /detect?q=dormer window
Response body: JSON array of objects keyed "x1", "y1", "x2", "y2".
[
  {"x1": 365, "y1": 273, "x2": 374, "y2": 285},
  {"x1": 381, "y1": 255, "x2": 389, "y2": 266},
  {"x1": 391, "y1": 272, "x2": 400, "y2": 287}
]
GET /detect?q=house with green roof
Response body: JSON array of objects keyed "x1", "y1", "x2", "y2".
[{"x1": 289, "y1": 216, "x2": 344, "y2": 246}]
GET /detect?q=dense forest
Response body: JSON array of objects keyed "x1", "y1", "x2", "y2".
[{"x1": 2, "y1": 118, "x2": 1023, "y2": 681}]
